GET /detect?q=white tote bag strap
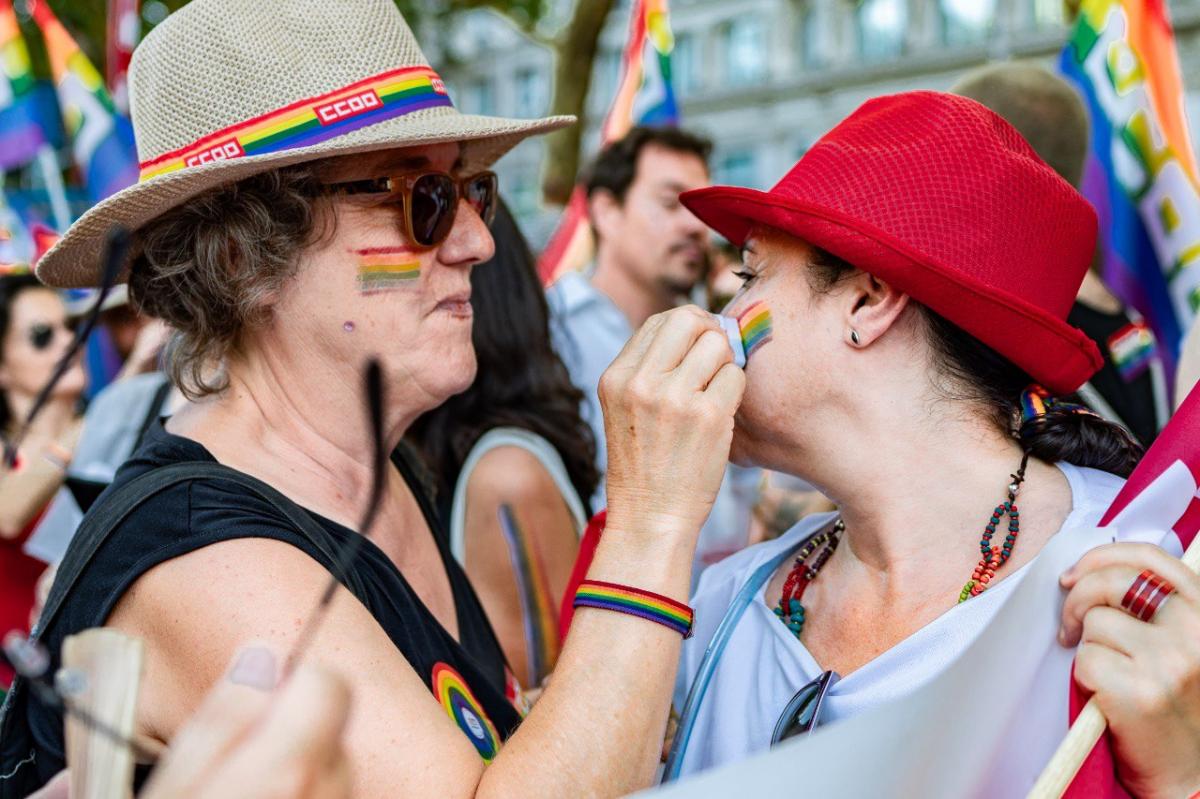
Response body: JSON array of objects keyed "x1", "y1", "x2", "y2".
[{"x1": 449, "y1": 427, "x2": 588, "y2": 565}]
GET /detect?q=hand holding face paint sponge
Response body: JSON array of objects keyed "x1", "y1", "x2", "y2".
[
  {"x1": 714, "y1": 302, "x2": 773, "y2": 369},
  {"x1": 715, "y1": 314, "x2": 746, "y2": 368}
]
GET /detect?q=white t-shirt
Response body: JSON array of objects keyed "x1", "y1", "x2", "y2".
[{"x1": 672, "y1": 462, "x2": 1125, "y2": 779}]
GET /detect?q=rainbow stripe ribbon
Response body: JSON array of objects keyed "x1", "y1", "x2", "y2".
[
  {"x1": 737, "y1": 301, "x2": 773, "y2": 359},
  {"x1": 574, "y1": 580, "x2": 693, "y2": 638},
  {"x1": 139, "y1": 66, "x2": 453, "y2": 181},
  {"x1": 356, "y1": 250, "x2": 421, "y2": 293},
  {"x1": 498, "y1": 504, "x2": 560, "y2": 687}
]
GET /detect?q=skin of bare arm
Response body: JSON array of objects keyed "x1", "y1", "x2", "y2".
[
  {"x1": 0, "y1": 417, "x2": 79, "y2": 538},
  {"x1": 462, "y1": 445, "x2": 580, "y2": 687}
]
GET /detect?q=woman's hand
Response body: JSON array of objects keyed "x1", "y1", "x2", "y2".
[
  {"x1": 140, "y1": 646, "x2": 352, "y2": 799},
  {"x1": 599, "y1": 305, "x2": 745, "y2": 543},
  {"x1": 1060, "y1": 543, "x2": 1200, "y2": 798}
]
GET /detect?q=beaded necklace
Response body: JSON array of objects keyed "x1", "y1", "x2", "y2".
[{"x1": 774, "y1": 454, "x2": 1031, "y2": 641}]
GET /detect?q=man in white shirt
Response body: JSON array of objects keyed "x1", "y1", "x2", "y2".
[{"x1": 548, "y1": 127, "x2": 761, "y2": 585}]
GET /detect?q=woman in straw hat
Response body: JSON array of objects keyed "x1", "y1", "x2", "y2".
[
  {"x1": 666, "y1": 92, "x2": 1200, "y2": 795},
  {"x1": 0, "y1": 0, "x2": 743, "y2": 795}
]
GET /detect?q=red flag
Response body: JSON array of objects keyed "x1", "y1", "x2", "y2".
[
  {"x1": 106, "y1": 0, "x2": 140, "y2": 114},
  {"x1": 1063, "y1": 385, "x2": 1200, "y2": 796}
]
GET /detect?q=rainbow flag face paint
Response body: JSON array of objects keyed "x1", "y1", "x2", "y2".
[
  {"x1": 737, "y1": 301, "x2": 774, "y2": 361},
  {"x1": 355, "y1": 247, "x2": 420, "y2": 294},
  {"x1": 431, "y1": 662, "x2": 500, "y2": 762}
]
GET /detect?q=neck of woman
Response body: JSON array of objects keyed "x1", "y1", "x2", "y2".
[
  {"x1": 789, "y1": 391, "x2": 1069, "y2": 590},
  {"x1": 170, "y1": 349, "x2": 416, "y2": 525}
]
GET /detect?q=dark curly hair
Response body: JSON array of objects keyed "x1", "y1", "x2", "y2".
[
  {"x1": 128, "y1": 165, "x2": 328, "y2": 399},
  {"x1": 409, "y1": 199, "x2": 600, "y2": 514}
]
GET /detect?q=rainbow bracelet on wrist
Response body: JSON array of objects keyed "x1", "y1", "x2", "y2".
[{"x1": 573, "y1": 580, "x2": 694, "y2": 638}]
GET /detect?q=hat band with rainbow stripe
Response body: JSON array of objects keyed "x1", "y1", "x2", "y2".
[{"x1": 138, "y1": 65, "x2": 453, "y2": 181}]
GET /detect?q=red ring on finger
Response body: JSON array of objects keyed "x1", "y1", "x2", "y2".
[{"x1": 1121, "y1": 569, "x2": 1176, "y2": 623}]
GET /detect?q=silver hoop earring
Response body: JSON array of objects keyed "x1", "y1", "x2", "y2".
[{"x1": 850, "y1": 330, "x2": 861, "y2": 346}]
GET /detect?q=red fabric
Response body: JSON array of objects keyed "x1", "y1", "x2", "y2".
[
  {"x1": 0, "y1": 508, "x2": 49, "y2": 686},
  {"x1": 1064, "y1": 383, "x2": 1200, "y2": 795},
  {"x1": 680, "y1": 91, "x2": 1103, "y2": 395},
  {"x1": 559, "y1": 510, "x2": 606, "y2": 641}
]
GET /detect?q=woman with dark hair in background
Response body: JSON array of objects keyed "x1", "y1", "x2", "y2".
[
  {"x1": 0, "y1": 273, "x2": 84, "y2": 685},
  {"x1": 410, "y1": 199, "x2": 600, "y2": 689}
]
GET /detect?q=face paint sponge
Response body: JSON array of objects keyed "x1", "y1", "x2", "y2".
[{"x1": 714, "y1": 314, "x2": 746, "y2": 369}]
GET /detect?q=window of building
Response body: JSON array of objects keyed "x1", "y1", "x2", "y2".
[
  {"x1": 714, "y1": 149, "x2": 759, "y2": 188},
  {"x1": 515, "y1": 68, "x2": 545, "y2": 118},
  {"x1": 674, "y1": 31, "x2": 702, "y2": 97},
  {"x1": 857, "y1": 0, "x2": 907, "y2": 62},
  {"x1": 592, "y1": 49, "x2": 623, "y2": 112},
  {"x1": 940, "y1": 0, "x2": 994, "y2": 45},
  {"x1": 798, "y1": 5, "x2": 824, "y2": 69},
  {"x1": 1031, "y1": 0, "x2": 1065, "y2": 28},
  {"x1": 509, "y1": 174, "x2": 541, "y2": 219},
  {"x1": 723, "y1": 17, "x2": 767, "y2": 85},
  {"x1": 462, "y1": 77, "x2": 495, "y2": 116}
]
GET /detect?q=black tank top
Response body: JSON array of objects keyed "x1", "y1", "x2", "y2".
[{"x1": 25, "y1": 423, "x2": 524, "y2": 787}]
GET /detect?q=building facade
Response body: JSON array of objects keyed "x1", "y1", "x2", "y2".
[{"x1": 435, "y1": 0, "x2": 1200, "y2": 248}]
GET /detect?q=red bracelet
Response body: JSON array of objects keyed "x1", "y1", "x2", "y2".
[{"x1": 573, "y1": 579, "x2": 694, "y2": 638}]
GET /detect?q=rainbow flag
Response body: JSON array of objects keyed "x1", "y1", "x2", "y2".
[
  {"x1": 31, "y1": 0, "x2": 138, "y2": 203},
  {"x1": 0, "y1": 0, "x2": 48, "y2": 169},
  {"x1": 538, "y1": 0, "x2": 680, "y2": 285},
  {"x1": 1059, "y1": 0, "x2": 1200, "y2": 372}
]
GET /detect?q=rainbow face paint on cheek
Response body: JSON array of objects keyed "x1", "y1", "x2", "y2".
[
  {"x1": 737, "y1": 301, "x2": 774, "y2": 360},
  {"x1": 354, "y1": 247, "x2": 421, "y2": 294}
]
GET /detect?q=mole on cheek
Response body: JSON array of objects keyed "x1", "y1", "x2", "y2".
[{"x1": 343, "y1": 321, "x2": 356, "y2": 333}]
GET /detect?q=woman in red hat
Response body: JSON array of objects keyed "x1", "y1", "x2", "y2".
[{"x1": 666, "y1": 91, "x2": 1200, "y2": 796}]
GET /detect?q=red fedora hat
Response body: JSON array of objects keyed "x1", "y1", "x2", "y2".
[{"x1": 681, "y1": 91, "x2": 1102, "y2": 395}]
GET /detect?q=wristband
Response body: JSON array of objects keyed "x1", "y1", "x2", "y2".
[{"x1": 573, "y1": 579, "x2": 694, "y2": 638}]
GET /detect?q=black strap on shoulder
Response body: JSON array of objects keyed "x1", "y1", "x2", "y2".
[
  {"x1": 133, "y1": 381, "x2": 173, "y2": 448},
  {"x1": 33, "y1": 461, "x2": 369, "y2": 642},
  {"x1": 1, "y1": 461, "x2": 371, "y2": 795}
]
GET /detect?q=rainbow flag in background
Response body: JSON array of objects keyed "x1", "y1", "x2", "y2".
[
  {"x1": 0, "y1": 0, "x2": 48, "y2": 169},
  {"x1": 538, "y1": 0, "x2": 680, "y2": 285},
  {"x1": 1059, "y1": 0, "x2": 1200, "y2": 373},
  {"x1": 31, "y1": 0, "x2": 138, "y2": 203}
]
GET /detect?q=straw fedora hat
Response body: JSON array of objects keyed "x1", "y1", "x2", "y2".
[
  {"x1": 36, "y1": 0, "x2": 573, "y2": 289},
  {"x1": 682, "y1": 91, "x2": 1103, "y2": 395}
]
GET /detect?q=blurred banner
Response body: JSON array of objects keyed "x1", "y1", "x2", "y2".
[
  {"x1": 106, "y1": 0, "x2": 141, "y2": 114},
  {"x1": 1060, "y1": 0, "x2": 1200, "y2": 373},
  {"x1": 538, "y1": 0, "x2": 680, "y2": 285},
  {"x1": 0, "y1": 0, "x2": 48, "y2": 169},
  {"x1": 31, "y1": 0, "x2": 138, "y2": 203}
]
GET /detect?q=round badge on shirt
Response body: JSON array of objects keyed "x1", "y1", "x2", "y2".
[{"x1": 431, "y1": 662, "x2": 501, "y2": 762}]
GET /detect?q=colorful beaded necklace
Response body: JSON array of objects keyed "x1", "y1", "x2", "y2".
[
  {"x1": 958, "y1": 453, "x2": 1030, "y2": 603},
  {"x1": 773, "y1": 519, "x2": 843, "y2": 639},
  {"x1": 774, "y1": 454, "x2": 1031, "y2": 641}
]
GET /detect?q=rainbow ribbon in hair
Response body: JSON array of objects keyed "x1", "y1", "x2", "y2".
[{"x1": 1020, "y1": 384, "x2": 1100, "y2": 424}]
